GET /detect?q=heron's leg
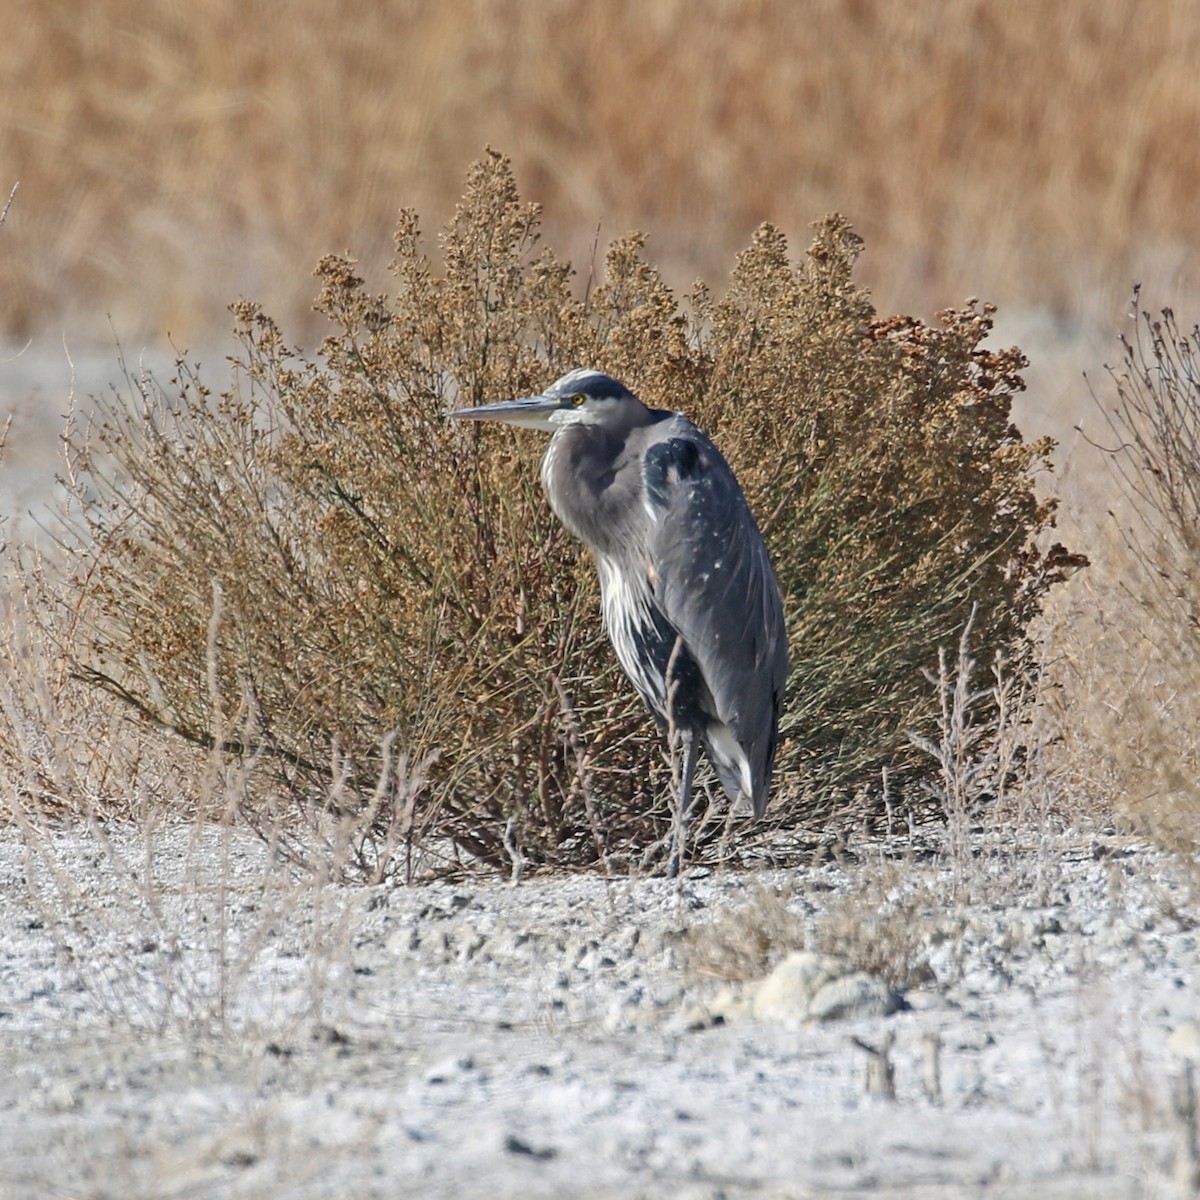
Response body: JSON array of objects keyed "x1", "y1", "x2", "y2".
[{"x1": 669, "y1": 729, "x2": 699, "y2": 879}]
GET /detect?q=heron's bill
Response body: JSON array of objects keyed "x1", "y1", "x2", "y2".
[{"x1": 446, "y1": 396, "x2": 560, "y2": 430}]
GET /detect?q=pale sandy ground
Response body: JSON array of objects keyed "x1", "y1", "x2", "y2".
[{"x1": 0, "y1": 820, "x2": 1198, "y2": 1199}]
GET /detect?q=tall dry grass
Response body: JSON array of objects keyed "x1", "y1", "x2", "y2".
[
  {"x1": 2, "y1": 0, "x2": 1198, "y2": 342},
  {"x1": 1045, "y1": 297, "x2": 1200, "y2": 873}
]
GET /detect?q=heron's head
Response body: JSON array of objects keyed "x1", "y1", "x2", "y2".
[{"x1": 447, "y1": 369, "x2": 647, "y2": 432}]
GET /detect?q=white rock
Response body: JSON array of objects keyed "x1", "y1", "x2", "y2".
[
  {"x1": 752, "y1": 952, "x2": 898, "y2": 1023},
  {"x1": 1168, "y1": 1022, "x2": 1200, "y2": 1061}
]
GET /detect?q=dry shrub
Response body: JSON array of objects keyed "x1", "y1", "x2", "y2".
[
  {"x1": 694, "y1": 228, "x2": 1082, "y2": 825},
  {"x1": 0, "y1": 557, "x2": 181, "y2": 827},
  {"x1": 0, "y1": 396, "x2": 162, "y2": 822},
  {"x1": 59, "y1": 152, "x2": 1074, "y2": 875},
  {"x1": 1072, "y1": 295, "x2": 1200, "y2": 865}
]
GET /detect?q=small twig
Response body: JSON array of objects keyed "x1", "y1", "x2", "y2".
[
  {"x1": 921, "y1": 1032, "x2": 943, "y2": 1105},
  {"x1": 69, "y1": 662, "x2": 321, "y2": 775},
  {"x1": 760, "y1": 460, "x2": 813, "y2": 535},
  {"x1": 554, "y1": 677, "x2": 608, "y2": 873},
  {"x1": 851, "y1": 1032, "x2": 896, "y2": 1100},
  {"x1": 1171, "y1": 1063, "x2": 1200, "y2": 1188},
  {"x1": 0, "y1": 182, "x2": 17, "y2": 227},
  {"x1": 502, "y1": 815, "x2": 525, "y2": 887}
]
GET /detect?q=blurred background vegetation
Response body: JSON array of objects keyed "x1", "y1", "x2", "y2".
[{"x1": 1, "y1": 0, "x2": 1197, "y2": 346}]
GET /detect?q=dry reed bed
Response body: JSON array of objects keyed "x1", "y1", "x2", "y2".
[{"x1": 3, "y1": 0, "x2": 1199, "y2": 341}]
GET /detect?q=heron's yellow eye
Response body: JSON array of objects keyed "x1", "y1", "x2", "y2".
[{"x1": 570, "y1": 393, "x2": 586, "y2": 407}]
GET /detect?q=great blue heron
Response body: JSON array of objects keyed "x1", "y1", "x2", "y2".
[{"x1": 449, "y1": 368, "x2": 788, "y2": 873}]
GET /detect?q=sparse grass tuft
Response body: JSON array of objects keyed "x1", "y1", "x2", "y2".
[
  {"x1": 1078, "y1": 294, "x2": 1200, "y2": 872},
  {"x1": 682, "y1": 884, "x2": 806, "y2": 983},
  {"x1": 813, "y1": 869, "x2": 940, "y2": 993},
  {"x1": 682, "y1": 864, "x2": 939, "y2": 993},
  {"x1": 49, "y1": 152, "x2": 1073, "y2": 874},
  {"x1": 906, "y1": 605, "x2": 1054, "y2": 896}
]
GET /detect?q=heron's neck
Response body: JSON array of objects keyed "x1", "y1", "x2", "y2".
[{"x1": 540, "y1": 424, "x2": 642, "y2": 558}]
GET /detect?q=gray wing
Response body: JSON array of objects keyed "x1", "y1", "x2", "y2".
[{"x1": 640, "y1": 417, "x2": 789, "y2": 808}]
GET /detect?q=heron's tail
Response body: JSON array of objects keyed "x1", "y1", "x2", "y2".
[{"x1": 702, "y1": 723, "x2": 761, "y2": 817}]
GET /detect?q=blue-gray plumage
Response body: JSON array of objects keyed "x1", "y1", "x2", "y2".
[{"x1": 449, "y1": 368, "x2": 788, "y2": 873}]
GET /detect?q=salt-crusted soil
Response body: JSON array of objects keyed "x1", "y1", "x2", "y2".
[{"x1": 0, "y1": 822, "x2": 1196, "y2": 1198}]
